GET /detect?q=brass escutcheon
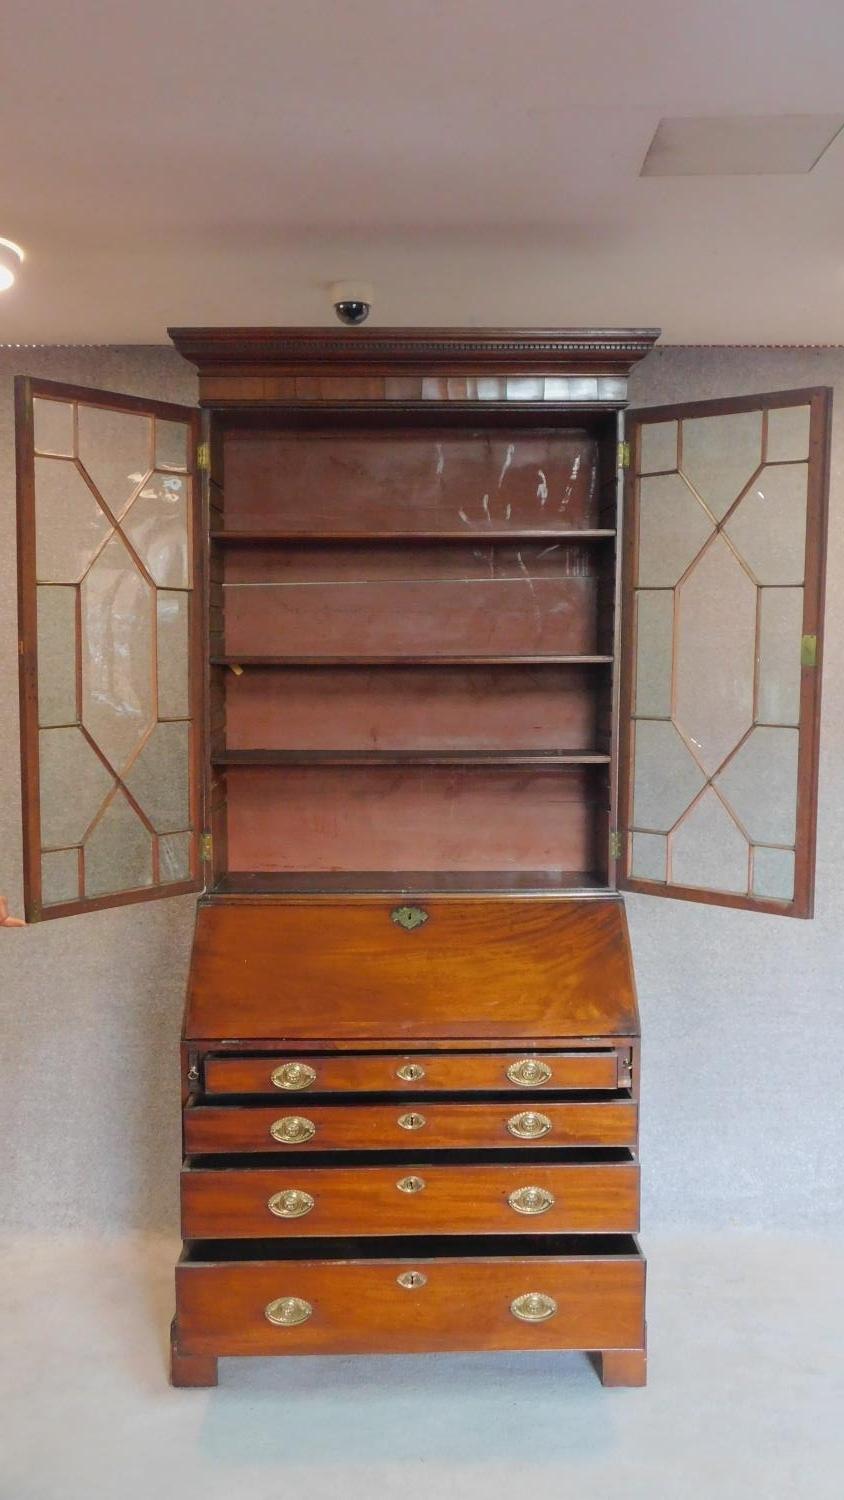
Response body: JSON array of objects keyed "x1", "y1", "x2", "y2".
[
  {"x1": 397, "y1": 1271, "x2": 427, "y2": 1289},
  {"x1": 391, "y1": 905, "x2": 429, "y2": 932},
  {"x1": 264, "y1": 1296, "x2": 313, "y2": 1326},
  {"x1": 396, "y1": 1062, "x2": 426, "y2": 1082},
  {"x1": 508, "y1": 1185, "x2": 555, "y2": 1216},
  {"x1": 507, "y1": 1058, "x2": 552, "y2": 1088},
  {"x1": 267, "y1": 1188, "x2": 315, "y2": 1219},
  {"x1": 271, "y1": 1062, "x2": 317, "y2": 1091},
  {"x1": 510, "y1": 1292, "x2": 557, "y2": 1323},
  {"x1": 270, "y1": 1115, "x2": 316, "y2": 1145},
  {"x1": 506, "y1": 1110, "x2": 552, "y2": 1140},
  {"x1": 397, "y1": 1112, "x2": 426, "y2": 1131},
  {"x1": 396, "y1": 1175, "x2": 426, "y2": 1193}
]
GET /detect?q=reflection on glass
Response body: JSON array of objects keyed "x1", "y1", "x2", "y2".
[
  {"x1": 634, "y1": 591, "x2": 673, "y2": 719},
  {"x1": 84, "y1": 789, "x2": 153, "y2": 896},
  {"x1": 157, "y1": 592, "x2": 190, "y2": 718},
  {"x1": 630, "y1": 831, "x2": 667, "y2": 882},
  {"x1": 160, "y1": 830, "x2": 192, "y2": 883},
  {"x1": 757, "y1": 588, "x2": 802, "y2": 726},
  {"x1": 671, "y1": 788, "x2": 749, "y2": 893},
  {"x1": 34, "y1": 457, "x2": 113, "y2": 583},
  {"x1": 34, "y1": 398, "x2": 74, "y2": 456},
  {"x1": 638, "y1": 473, "x2": 713, "y2": 587},
  {"x1": 680, "y1": 411, "x2": 762, "y2": 520},
  {"x1": 81, "y1": 534, "x2": 155, "y2": 773},
  {"x1": 121, "y1": 472, "x2": 189, "y2": 587},
  {"x1": 39, "y1": 727, "x2": 114, "y2": 847},
  {"x1": 724, "y1": 464, "x2": 807, "y2": 585},
  {"x1": 752, "y1": 846, "x2": 795, "y2": 901},
  {"x1": 766, "y1": 405, "x2": 810, "y2": 464},
  {"x1": 638, "y1": 421, "x2": 677, "y2": 475},
  {"x1": 41, "y1": 848, "x2": 80, "y2": 905},
  {"x1": 155, "y1": 419, "x2": 189, "y2": 471},
  {"x1": 632, "y1": 720, "x2": 706, "y2": 831},
  {"x1": 674, "y1": 537, "x2": 755, "y2": 775},
  {"x1": 715, "y1": 727, "x2": 799, "y2": 845},
  {"x1": 77, "y1": 405, "x2": 152, "y2": 516},
  {"x1": 37, "y1": 586, "x2": 78, "y2": 727},
  {"x1": 123, "y1": 721, "x2": 190, "y2": 831}
]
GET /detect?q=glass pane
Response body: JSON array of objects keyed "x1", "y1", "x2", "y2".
[
  {"x1": 633, "y1": 591, "x2": 673, "y2": 718},
  {"x1": 77, "y1": 405, "x2": 152, "y2": 516},
  {"x1": 638, "y1": 421, "x2": 677, "y2": 475},
  {"x1": 674, "y1": 536, "x2": 755, "y2": 775},
  {"x1": 766, "y1": 405, "x2": 810, "y2": 463},
  {"x1": 715, "y1": 727, "x2": 799, "y2": 845},
  {"x1": 39, "y1": 727, "x2": 114, "y2": 847},
  {"x1": 34, "y1": 457, "x2": 112, "y2": 583},
  {"x1": 680, "y1": 411, "x2": 763, "y2": 520},
  {"x1": 724, "y1": 463, "x2": 807, "y2": 584},
  {"x1": 630, "y1": 831, "x2": 667, "y2": 882},
  {"x1": 757, "y1": 587, "x2": 803, "y2": 726},
  {"x1": 83, "y1": 789, "x2": 153, "y2": 897},
  {"x1": 41, "y1": 848, "x2": 80, "y2": 905},
  {"x1": 123, "y1": 721, "x2": 190, "y2": 832},
  {"x1": 121, "y1": 471, "x2": 189, "y2": 587},
  {"x1": 157, "y1": 592, "x2": 190, "y2": 718},
  {"x1": 671, "y1": 788, "x2": 749, "y2": 893},
  {"x1": 33, "y1": 398, "x2": 74, "y2": 456},
  {"x1": 155, "y1": 418, "x2": 189, "y2": 471},
  {"x1": 632, "y1": 720, "x2": 706, "y2": 831},
  {"x1": 37, "y1": 586, "x2": 77, "y2": 726},
  {"x1": 81, "y1": 533, "x2": 155, "y2": 773},
  {"x1": 637, "y1": 473, "x2": 713, "y2": 587},
  {"x1": 752, "y1": 847, "x2": 795, "y2": 901},
  {"x1": 160, "y1": 830, "x2": 192, "y2": 883}
]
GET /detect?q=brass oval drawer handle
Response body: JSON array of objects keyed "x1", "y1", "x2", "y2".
[
  {"x1": 271, "y1": 1062, "x2": 317, "y2": 1091},
  {"x1": 508, "y1": 1185, "x2": 555, "y2": 1216},
  {"x1": 510, "y1": 1292, "x2": 558, "y2": 1323},
  {"x1": 270, "y1": 1115, "x2": 316, "y2": 1145},
  {"x1": 396, "y1": 1062, "x2": 426, "y2": 1082},
  {"x1": 507, "y1": 1058, "x2": 552, "y2": 1088},
  {"x1": 507, "y1": 1110, "x2": 552, "y2": 1140},
  {"x1": 397, "y1": 1175, "x2": 426, "y2": 1193},
  {"x1": 397, "y1": 1270, "x2": 427, "y2": 1289},
  {"x1": 265, "y1": 1296, "x2": 313, "y2": 1327},
  {"x1": 397, "y1": 1111, "x2": 427, "y2": 1131},
  {"x1": 267, "y1": 1188, "x2": 315, "y2": 1219}
]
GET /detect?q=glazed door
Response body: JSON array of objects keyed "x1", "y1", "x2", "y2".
[
  {"x1": 618, "y1": 389, "x2": 830, "y2": 917},
  {"x1": 15, "y1": 379, "x2": 205, "y2": 919}
]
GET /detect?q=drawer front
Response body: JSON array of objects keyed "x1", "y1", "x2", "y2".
[
  {"x1": 181, "y1": 1160, "x2": 640, "y2": 1238},
  {"x1": 175, "y1": 1248, "x2": 645, "y2": 1356},
  {"x1": 184, "y1": 1099, "x2": 638, "y2": 1153},
  {"x1": 203, "y1": 1049, "x2": 626, "y2": 1096}
]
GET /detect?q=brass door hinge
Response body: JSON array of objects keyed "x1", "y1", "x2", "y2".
[
  {"x1": 617, "y1": 440, "x2": 631, "y2": 469},
  {"x1": 800, "y1": 634, "x2": 818, "y2": 668},
  {"x1": 610, "y1": 831, "x2": 622, "y2": 859},
  {"x1": 200, "y1": 832, "x2": 213, "y2": 862},
  {"x1": 196, "y1": 441, "x2": 211, "y2": 472}
]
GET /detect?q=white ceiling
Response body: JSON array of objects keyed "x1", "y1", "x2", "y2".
[{"x1": 3, "y1": 0, "x2": 844, "y2": 343}]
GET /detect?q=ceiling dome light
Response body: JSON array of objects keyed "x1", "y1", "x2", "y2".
[{"x1": 0, "y1": 238, "x2": 25, "y2": 291}]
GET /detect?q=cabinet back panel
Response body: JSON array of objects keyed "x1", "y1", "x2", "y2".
[
  {"x1": 225, "y1": 766, "x2": 602, "y2": 872},
  {"x1": 225, "y1": 666, "x2": 599, "y2": 751},
  {"x1": 222, "y1": 428, "x2": 602, "y2": 533}
]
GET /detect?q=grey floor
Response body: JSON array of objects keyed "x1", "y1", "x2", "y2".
[{"x1": 1, "y1": 1232, "x2": 842, "y2": 1500}]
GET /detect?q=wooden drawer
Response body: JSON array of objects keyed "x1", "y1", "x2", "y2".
[
  {"x1": 181, "y1": 1149, "x2": 640, "y2": 1238},
  {"x1": 202, "y1": 1049, "x2": 628, "y2": 1097},
  {"x1": 175, "y1": 1234, "x2": 646, "y2": 1356},
  {"x1": 184, "y1": 1098, "x2": 637, "y2": 1153}
]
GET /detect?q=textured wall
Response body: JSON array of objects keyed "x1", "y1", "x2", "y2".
[{"x1": 1, "y1": 343, "x2": 842, "y2": 1233}]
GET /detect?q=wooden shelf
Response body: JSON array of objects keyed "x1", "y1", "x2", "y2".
[
  {"x1": 211, "y1": 870, "x2": 610, "y2": 897},
  {"x1": 211, "y1": 529, "x2": 616, "y2": 545},
  {"x1": 213, "y1": 749, "x2": 611, "y2": 767},
  {"x1": 212, "y1": 654, "x2": 614, "y2": 668}
]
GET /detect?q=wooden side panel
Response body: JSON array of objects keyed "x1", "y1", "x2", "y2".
[{"x1": 184, "y1": 897, "x2": 639, "y2": 1040}]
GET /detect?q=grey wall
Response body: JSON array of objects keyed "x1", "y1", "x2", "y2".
[{"x1": 1, "y1": 343, "x2": 842, "y2": 1235}]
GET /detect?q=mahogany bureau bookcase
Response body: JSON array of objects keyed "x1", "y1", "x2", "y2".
[{"x1": 14, "y1": 329, "x2": 830, "y2": 1388}]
